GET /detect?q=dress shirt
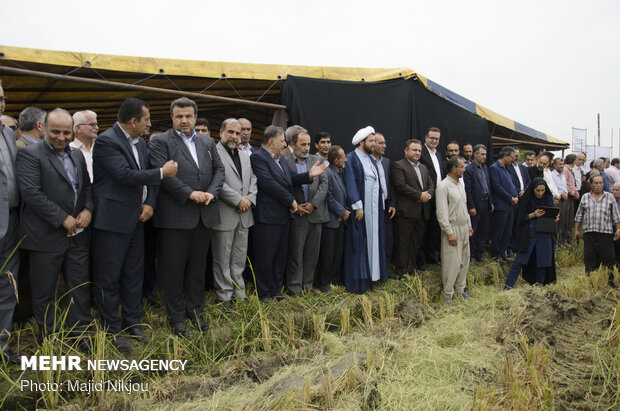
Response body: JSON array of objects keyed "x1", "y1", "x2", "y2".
[
  {"x1": 294, "y1": 157, "x2": 309, "y2": 202},
  {"x1": 22, "y1": 134, "x2": 37, "y2": 145},
  {"x1": 46, "y1": 141, "x2": 78, "y2": 205},
  {"x1": 265, "y1": 148, "x2": 284, "y2": 172},
  {"x1": 543, "y1": 168, "x2": 560, "y2": 199},
  {"x1": 573, "y1": 165, "x2": 583, "y2": 191},
  {"x1": 436, "y1": 175, "x2": 471, "y2": 235},
  {"x1": 175, "y1": 129, "x2": 199, "y2": 167},
  {"x1": 117, "y1": 123, "x2": 152, "y2": 203},
  {"x1": 375, "y1": 156, "x2": 388, "y2": 204},
  {"x1": 0, "y1": 126, "x2": 19, "y2": 208},
  {"x1": 426, "y1": 145, "x2": 442, "y2": 183},
  {"x1": 239, "y1": 142, "x2": 253, "y2": 156},
  {"x1": 575, "y1": 192, "x2": 620, "y2": 234},
  {"x1": 551, "y1": 170, "x2": 568, "y2": 195},
  {"x1": 69, "y1": 138, "x2": 94, "y2": 182},
  {"x1": 474, "y1": 163, "x2": 490, "y2": 195},
  {"x1": 511, "y1": 163, "x2": 525, "y2": 191},
  {"x1": 224, "y1": 146, "x2": 242, "y2": 177},
  {"x1": 606, "y1": 165, "x2": 620, "y2": 186},
  {"x1": 563, "y1": 165, "x2": 577, "y2": 196},
  {"x1": 407, "y1": 159, "x2": 424, "y2": 190}
]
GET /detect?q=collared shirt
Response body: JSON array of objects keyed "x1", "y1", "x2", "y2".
[
  {"x1": 294, "y1": 157, "x2": 309, "y2": 202},
  {"x1": 573, "y1": 165, "x2": 583, "y2": 191},
  {"x1": 436, "y1": 175, "x2": 471, "y2": 235},
  {"x1": 375, "y1": 156, "x2": 388, "y2": 204},
  {"x1": 0, "y1": 125, "x2": 19, "y2": 208},
  {"x1": 264, "y1": 147, "x2": 285, "y2": 172},
  {"x1": 426, "y1": 145, "x2": 442, "y2": 183},
  {"x1": 118, "y1": 123, "x2": 148, "y2": 203},
  {"x1": 564, "y1": 165, "x2": 577, "y2": 196},
  {"x1": 474, "y1": 162, "x2": 490, "y2": 195},
  {"x1": 46, "y1": 141, "x2": 78, "y2": 205},
  {"x1": 512, "y1": 163, "x2": 525, "y2": 191},
  {"x1": 606, "y1": 165, "x2": 620, "y2": 186},
  {"x1": 175, "y1": 129, "x2": 199, "y2": 167},
  {"x1": 22, "y1": 134, "x2": 37, "y2": 145},
  {"x1": 575, "y1": 191, "x2": 620, "y2": 234},
  {"x1": 69, "y1": 138, "x2": 94, "y2": 183},
  {"x1": 407, "y1": 159, "x2": 424, "y2": 190},
  {"x1": 224, "y1": 146, "x2": 242, "y2": 177},
  {"x1": 543, "y1": 168, "x2": 560, "y2": 199},
  {"x1": 551, "y1": 170, "x2": 568, "y2": 195},
  {"x1": 239, "y1": 142, "x2": 253, "y2": 156}
]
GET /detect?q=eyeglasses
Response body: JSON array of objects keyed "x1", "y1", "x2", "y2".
[{"x1": 77, "y1": 122, "x2": 98, "y2": 128}]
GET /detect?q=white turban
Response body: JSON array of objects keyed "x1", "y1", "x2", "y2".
[{"x1": 351, "y1": 126, "x2": 375, "y2": 146}]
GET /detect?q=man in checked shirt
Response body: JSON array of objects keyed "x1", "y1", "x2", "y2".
[{"x1": 574, "y1": 174, "x2": 620, "y2": 287}]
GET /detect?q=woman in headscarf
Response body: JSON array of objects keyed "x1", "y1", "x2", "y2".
[{"x1": 504, "y1": 177, "x2": 559, "y2": 289}]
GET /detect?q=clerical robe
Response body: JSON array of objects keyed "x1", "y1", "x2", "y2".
[{"x1": 342, "y1": 148, "x2": 387, "y2": 293}]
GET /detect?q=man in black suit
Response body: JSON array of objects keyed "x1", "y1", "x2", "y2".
[
  {"x1": 507, "y1": 147, "x2": 531, "y2": 253},
  {"x1": 463, "y1": 144, "x2": 493, "y2": 262},
  {"x1": 317, "y1": 146, "x2": 350, "y2": 292},
  {"x1": 391, "y1": 139, "x2": 434, "y2": 276},
  {"x1": 419, "y1": 127, "x2": 444, "y2": 265},
  {"x1": 16, "y1": 108, "x2": 93, "y2": 341},
  {"x1": 372, "y1": 132, "x2": 396, "y2": 271},
  {"x1": 149, "y1": 97, "x2": 225, "y2": 336},
  {"x1": 92, "y1": 98, "x2": 178, "y2": 351},
  {"x1": 250, "y1": 126, "x2": 325, "y2": 301}
]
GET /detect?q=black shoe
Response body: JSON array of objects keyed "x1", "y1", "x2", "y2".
[
  {"x1": 190, "y1": 316, "x2": 209, "y2": 332},
  {"x1": 113, "y1": 334, "x2": 134, "y2": 352},
  {"x1": 272, "y1": 295, "x2": 286, "y2": 302},
  {"x1": 171, "y1": 322, "x2": 188, "y2": 337},
  {"x1": 220, "y1": 300, "x2": 234, "y2": 311},
  {"x1": 127, "y1": 325, "x2": 150, "y2": 342}
]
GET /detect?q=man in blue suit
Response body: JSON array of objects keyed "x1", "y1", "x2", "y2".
[
  {"x1": 488, "y1": 146, "x2": 519, "y2": 261},
  {"x1": 250, "y1": 125, "x2": 325, "y2": 301},
  {"x1": 463, "y1": 144, "x2": 493, "y2": 262},
  {"x1": 317, "y1": 146, "x2": 350, "y2": 292},
  {"x1": 92, "y1": 98, "x2": 178, "y2": 351}
]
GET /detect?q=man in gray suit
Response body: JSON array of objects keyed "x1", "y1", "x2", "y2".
[
  {"x1": 0, "y1": 83, "x2": 20, "y2": 363},
  {"x1": 16, "y1": 108, "x2": 93, "y2": 342},
  {"x1": 149, "y1": 97, "x2": 225, "y2": 336},
  {"x1": 283, "y1": 127, "x2": 329, "y2": 295},
  {"x1": 211, "y1": 119, "x2": 257, "y2": 309}
]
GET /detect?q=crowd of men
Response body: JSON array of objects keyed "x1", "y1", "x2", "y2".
[{"x1": 0, "y1": 80, "x2": 618, "y2": 362}]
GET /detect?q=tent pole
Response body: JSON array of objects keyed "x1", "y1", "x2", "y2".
[{"x1": 0, "y1": 65, "x2": 287, "y2": 110}]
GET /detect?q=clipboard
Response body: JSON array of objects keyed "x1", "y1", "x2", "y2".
[{"x1": 536, "y1": 206, "x2": 560, "y2": 233}]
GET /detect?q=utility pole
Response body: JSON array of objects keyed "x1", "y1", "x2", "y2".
[{"x1": 597, "y1": 113, "x2": 600, "y2": 146}]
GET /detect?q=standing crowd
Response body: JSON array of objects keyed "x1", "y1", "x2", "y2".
[{"x1": 0, "y1": 81, "x2": 617, "y2": 362}]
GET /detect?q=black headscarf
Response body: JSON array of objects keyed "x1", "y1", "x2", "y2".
[{"x1": 515, "y1": 177, "x2": 553, "y2": 226}]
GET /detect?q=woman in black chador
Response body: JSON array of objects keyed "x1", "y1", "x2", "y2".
[{"x1": 504, "y1": 178, "x2": 558, "y2": 289}]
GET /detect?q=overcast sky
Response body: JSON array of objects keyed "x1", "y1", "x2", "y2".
[{"x1": 2, "y1": 0, "x2": 619, "y2": 153}]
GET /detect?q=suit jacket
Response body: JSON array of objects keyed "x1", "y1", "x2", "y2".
[
  {"x1": 212, "y1": 142, "x2": 257, "y2": 231},
  {"x1": 16, "y1": 141, "x2": 93, "y2": 252},
  {"x1": 420, "y1": 145, "x2": 445, "y2": 186},
  {"x1": 325, "y1": 165, "x2": 349, "y2": 229},
  {"x1": 390, "y1": 158, "x2": 434, "y2": 220},
  {"x1": 92, "y1": 123, "x2": 161, "y2": 234},
  {"x1": 251, "y1": 147, "x2": 311, "y2": 225},
  {"x1": 378, "y1": 156, "x2": 396, "y2": 210},
  {"x1": 464, "y1": 162, "x2": 493, "y2": 213},
  {"x1": 507, "y1": 163, "x2": 531, "y2": 193},
  {"x1": 0, "y1": 125, "x2": 18, "y2": 239},
  {"x1": 283, "y1": 153, "x2": 329, "y2": 224},
  {"x1": 15, "y1": 135, "x2": 32, "y2": 150},
  {"x1": 149, "y1": 128, "x2": 225, "y2": 229},
  {"x1": 489, "y1": 160, "x2": 518, "y2": 211}
]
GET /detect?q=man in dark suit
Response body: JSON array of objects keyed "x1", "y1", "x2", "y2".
[
  {"x1": 507, "y1": 147, "x2": 531, "y2": 253},
  {"x1": 317, "y1": 146, "x2": 350, "y2": 292},
  {"x1": 0, "y1": 84, "x2": 20, "y2": 363},
  {"x1": 391, "y1": 139, "x2": 434, "y2": 276},
  {"x1": 283, "y1": 127, "x2": 328, "y2": 295},
  {"x1": 463, "y1": 144, "x2": 493, "y2": 262},
  {"x1": 419, "y1": 127, "x2": 444, "y2": 265},
  {"x1": 488, "y1": 146, "x2": 518, "y2": 261},
  {"x1": 372, "y1": 132, "x2": 396, "y2": 271},
  {"x1": 149, "y1": 98, "x2": 225, "y2": 336},
  {"x1": 250, "y1": 126, "x2": 325, "y2": 301},
  {"x1": 16, "y1": 108, "x2": 93, "y2": 341},
  {"x1": 92, "y1": 98, "x2": 178, "y2": 351}
]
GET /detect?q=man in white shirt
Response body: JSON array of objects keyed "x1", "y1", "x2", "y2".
[{"x1": 70, "y1": 110, "x2": 98, "y2": 182}]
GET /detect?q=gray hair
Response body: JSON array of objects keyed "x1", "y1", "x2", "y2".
[
  {"x1": 285, "y1": 125, "x2": 307, "y2": 144},
  {"x1": 473, "y1": 144, "x2": 487, "y2": 154},
  {"x1": 592, "y1": 158, "x2": 604, "y2": 169},
  {"x1": 72, "y1": 110, "x2": 97, "y2": 133},
  {"x1": 19, "y1": 106, "x2": 46, "y2": 131},
  {"x1": 220, "y1": 118, "x2": 240, "y2": 131}
]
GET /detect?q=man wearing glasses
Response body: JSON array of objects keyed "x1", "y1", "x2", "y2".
[{"x1": 70, "y1": 110, "x2": 99, "y2": 183}]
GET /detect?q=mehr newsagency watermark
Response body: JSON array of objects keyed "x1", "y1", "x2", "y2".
[{"x1": 19, "y1": 355, "x2": 188, "y2": 394}]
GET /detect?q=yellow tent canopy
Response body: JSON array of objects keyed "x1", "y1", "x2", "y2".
[{"x1": 0, "y1": 45, "x2": 568, "y2": 149}]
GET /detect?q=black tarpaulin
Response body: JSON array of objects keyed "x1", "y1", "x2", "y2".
[{"x1": 282, "y1": 75, "x2": 491, "y2": 161}]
